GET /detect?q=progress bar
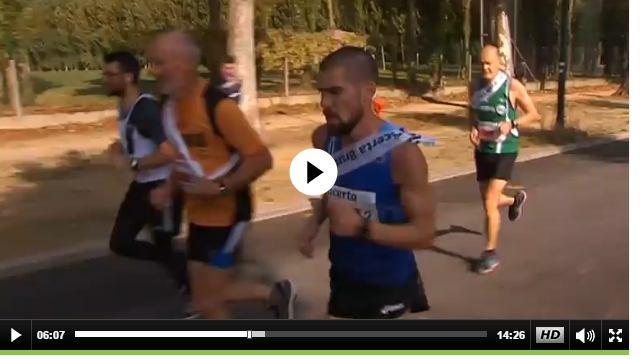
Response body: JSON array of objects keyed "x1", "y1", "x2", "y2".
[
  {"x1": 75, "y1": 331, "x2": 263, "y2": 339},
  {"x1": 75, "y1": 330, "x2": 486, "y2": 339}
]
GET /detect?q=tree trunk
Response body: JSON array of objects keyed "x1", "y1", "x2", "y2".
[
  {"x1": 399, "y1": 34, "x2": 406, "y2": 66},
  {"x1": 613, "y1": 66, "x2": 628, "y2": 96},
  {"x1": 407, "y1": 0, "x2": 419, "y2": 88},
  {"x1": 463, "y1": 0, "x2": 472, "y2": 81},
  {"x1": 391, "y1": 41, "x2": 399, "y2": 86},
  {"x1": 326, "y1": 0, "x2": 336, "y2": 29},
  {"x1": 439, "y1": 54, "x2": 444, "y2": 86},
  {"x1": 228, "y1": 0, "x2": 264, "y2": 138},
  {"x1": 488, "y1": 0, "x2": 499, "y2": 43},
  {"x1": 206, "y1": 0, "x2": 228, "y2": 84},
  {"x1": 0, "y1": 53, "x2": 5, "y2": 104},
  {"x1": 566, "y1": 0, "x2": 574, "y2": 79},
  {"x1": 495, "y1": 1, "x2": 514, "y2": 76},
  {"x1": 301, "y1": 68, "x2": 314, "y2": 89},
  {"x1": 283, "y1": 58, "x2": 290, "y2": 96},
  {"x1": 6, "y1": 60, "x2": 22, "y2": 117},
  {"x1": 18, "y1": 63, "x2": 34, "y2": 106}
]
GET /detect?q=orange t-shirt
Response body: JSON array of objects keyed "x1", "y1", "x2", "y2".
[{"x1": 173, "y1": 79, "x2": 265, "y2": 227}]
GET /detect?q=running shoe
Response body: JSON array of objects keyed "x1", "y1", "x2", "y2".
[
  {"x1": 476, "y1": 250, "x2": 500, "y2": 274},
  {"x1": 508, "y1": 190, "x2": 527, "y2": 222},
  {"x1": 268, "y1": 279, "x2": 297, "y2": 319}
]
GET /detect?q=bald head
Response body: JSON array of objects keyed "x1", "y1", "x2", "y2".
[
  {"x1": 154, "y1": 30, "x2": 201, "y2": 66},
  {"x1": 148, "y1": 30, "x2": 202, "y2": 97},
  {"x1": 482, "y1": 45, "x2": 501, "y2": 60},
  {"x1": 480, "y1": 44, "x2": 502, "y2": 82}
]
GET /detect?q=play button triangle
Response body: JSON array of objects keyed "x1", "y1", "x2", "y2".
[{"x1": 307, "y1": 162, "x2": 323, "y2": 183}]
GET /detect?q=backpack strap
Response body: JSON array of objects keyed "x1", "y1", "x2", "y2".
[
  {"x1": 202, "y1": 82, "x2": 252, "y2": 222},
  {"x1": 203, "y1": 83, "x2": 228, "y2": 138}
]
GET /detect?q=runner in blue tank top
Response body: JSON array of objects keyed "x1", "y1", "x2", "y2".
[{"x1": 299, "y1": 46, "x2": 436, "y2": 319}]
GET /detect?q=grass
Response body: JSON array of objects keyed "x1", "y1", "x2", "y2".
[
  {"x1": 2, "y1": 69, "x2": 321, "y2": 114},
  {"x1": 0, "y1": 65, "x2": 618, "y2": 116}
]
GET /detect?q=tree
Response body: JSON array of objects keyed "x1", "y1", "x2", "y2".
[
  {"x1": 462, "y1": 0, "x2": 472, "y2": 80},
  {"x1": 380, "y1": 4, "x2": 407, "y2": 86},
  {"x1": 326, "y1": 0, "x2": 336, "y2": 29},
  {"x1": 365, "y1": 0, "x2": 386, "y2": 69},
  {"x1": 205, "y1": 0, "x2": 227, "y2": 83},
  {"x1": 406, "y1": 0, "x2": 419, "y2": 88},
  {"x1": 601, "y1": 0, "x2": 628, "y2": 77},
  {"x1": 418, "y1": 0, "x2": 459, "y2": 88},
  {"x1": 574, "y1": 0, "x2": 603, "y2": 75},
  {"x1": 614, "y1": 65, "x2": 627, "y2": 96},
  {"x1": 228, "y1": 0, "x2": 263, "y2": 137}
]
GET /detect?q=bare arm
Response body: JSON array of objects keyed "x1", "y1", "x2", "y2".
[
  {"x1": 137, "y1": 141, "x2": 176, "y2": 170},
  {"x1": 297, "y1": 124, "x2": 330, "y2": 258},
  {"x1": 221, "y1": 148, "x2": 273, "y2": 192},
  {"x1": 325, "y1": 142, "x2": 435, "y2": 250},
  {"x1": 468, "y1": 82, "x2": 478, "y2": 128},
  {"x1": 511, "y1": 79, "x2": 541, "y2": 126},
  {"x1": 310, "y1": 125, "x2": 330, "y2": 223},
  {"x1": 467, "y1": 82, "x2": 481, "y2": 147},
  {"x1": 216, "y1": 100, "x2": 273, "y2": 192},
  {"x1": 366, "y1": 142, "x2": 435, "y2": 250}
]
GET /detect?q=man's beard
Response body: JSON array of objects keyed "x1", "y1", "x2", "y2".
[{"x1": 328, "y1": 108, "x2": 363, "y2": 136}]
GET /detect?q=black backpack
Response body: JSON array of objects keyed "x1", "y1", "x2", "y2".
[{"x1": 203, "y1": 83, "x2": 252, "y2": 222}]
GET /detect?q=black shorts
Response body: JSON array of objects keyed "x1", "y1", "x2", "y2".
[
  {"x1": 187, "y1": 223, "x2": 247, "y2": 269},
  {"x1": 475, "y1": 151, "x2": 518, "y2": 182},
  {"x1": 328, "y1": 270, "x2": 430, "y2": 319}
]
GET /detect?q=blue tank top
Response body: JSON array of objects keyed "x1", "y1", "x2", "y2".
[{"x1": 325, "y1": 121, "x2": 417, "y2": 287}]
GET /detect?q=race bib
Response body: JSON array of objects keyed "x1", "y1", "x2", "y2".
[{"x1": 329, "y1": 185, "x2": 378, "y2": 221}]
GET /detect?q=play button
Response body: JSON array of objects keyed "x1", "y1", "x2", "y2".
[
  {"x1": 10, "y1": 328, "x2": 21, "y2": 343},
  {"x1": 290, "y1": 149, "x2": 338, "y2": 196},
  {"x1": 307, "y1": 162, "x2": 323, "y2": 183}
]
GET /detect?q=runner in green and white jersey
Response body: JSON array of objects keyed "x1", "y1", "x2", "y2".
[{"x1": 468, "y1": 45, "x2": 541, "y2": 274}]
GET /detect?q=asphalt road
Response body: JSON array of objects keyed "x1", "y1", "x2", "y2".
[{"x1": 0, "y1": 141, "x2": 628, "y2": 320}]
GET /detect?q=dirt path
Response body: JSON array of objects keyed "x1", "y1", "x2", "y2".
[{"x1": 0, "y1": 86, "x2": 628, "y2": 261}]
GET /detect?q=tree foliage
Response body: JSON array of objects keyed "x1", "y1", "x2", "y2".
[
  {"x1": 0, "y1": 0, "x2": 629, "y2": 79},
  {"x1": 9, "y1": 0, "x2": 209, "y2": 70},
  {"x1": 258, "y1": 29, "x2": 366, "y2": 72}
]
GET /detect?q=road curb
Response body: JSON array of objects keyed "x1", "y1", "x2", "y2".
[{"x1": 0, "y1": 132, "x2": 628, "y2": 279}]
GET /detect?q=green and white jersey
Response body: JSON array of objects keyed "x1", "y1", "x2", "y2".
[{"x1": 471, "y1": 71, "x2": 520, "y2": 154}]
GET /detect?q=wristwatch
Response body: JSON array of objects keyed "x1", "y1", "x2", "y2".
[
  {"x1": 218, "y1": 182, "x2": 230, "y2": 196},
  {"x1": 129, "y1": 158, "x2": 140, "y2": 171},
  {"x1": 360, "y1": 216, "x2": 371, "y2": 240}
]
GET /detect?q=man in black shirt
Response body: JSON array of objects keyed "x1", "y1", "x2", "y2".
[{"x1": 103, "y1": 51, "x2": 187, "y2": 292}]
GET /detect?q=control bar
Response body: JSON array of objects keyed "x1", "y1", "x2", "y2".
[{"x1": 74, "y1": 330, "x2": 485, "y2": 339}]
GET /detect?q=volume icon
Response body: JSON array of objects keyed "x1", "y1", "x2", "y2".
[{"x1": 575, "y1": 328, "x2": 596, "y2": 343}]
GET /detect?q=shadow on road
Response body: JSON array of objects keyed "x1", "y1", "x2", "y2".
[
  {"x1": 420, "y1": 95, "x2": 469, "y2": 109},
  {"x1": 567, "y1": 139, "x2": 628, "y2": 164},
  {"x1": 432, "y1": 225, "x2": 482, "y2": 271},
  {"x1": 0, "y1": 150, "x2": 126, "y2": 261},
  {"x1": 577, "y1": 98, "x2": 629, "y2": 110},
  {"x1": 436, "y1": 225, "x2": 482, "y2": 237},
  {"x1": 388, "y1": 109, "x2": 627, "y2": 164},
  {"x1": 32, "y1": 77, "x2": 62, "y2": 96}
]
